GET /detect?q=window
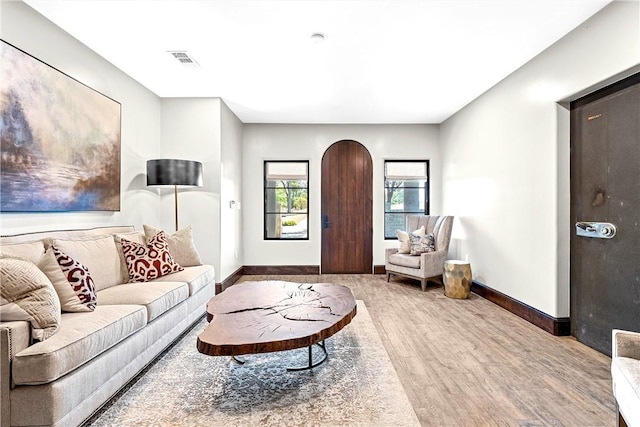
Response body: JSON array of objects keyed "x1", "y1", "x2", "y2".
[
  {"x1": 264, "y1": 161, "x2": 309, "y2": 240},
  {"x1": 384, "y1": 160, "x2": 429, "y2": 239}
]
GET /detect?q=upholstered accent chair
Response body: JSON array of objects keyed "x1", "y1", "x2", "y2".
[
  {"x1": 385, "y1": 215, "x2": 454, "y2": 291},
  {"x1": 611, "y1": 329, "x2": 640, "y2": 427}
]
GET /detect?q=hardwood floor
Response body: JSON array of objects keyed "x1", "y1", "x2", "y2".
[{"x1": 236, "y1": 274, "x2": 615, "y2": 426}]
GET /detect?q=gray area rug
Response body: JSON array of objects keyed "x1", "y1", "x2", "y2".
[{"x1": 87, "y1": 300, "x2": 420, "y2": 426}]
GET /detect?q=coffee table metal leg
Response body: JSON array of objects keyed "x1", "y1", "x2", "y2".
[
  {"x1": 286, "y1": 340, "x2": 327, "y2": 372},
  {"x1": 230, "y1": 341, "x2": 328, "y2": 371},
  {"x1": 232, "y1": 355, "x2": 246, "y2": 365}
]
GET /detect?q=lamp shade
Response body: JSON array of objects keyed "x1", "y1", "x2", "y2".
[{"x1": 146, "y1": 159, "x2": 203, "y2": 187}]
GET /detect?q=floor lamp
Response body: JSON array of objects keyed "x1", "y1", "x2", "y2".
[{"x1": 146, "y1": 159, "x2": 203, "y2": 231}]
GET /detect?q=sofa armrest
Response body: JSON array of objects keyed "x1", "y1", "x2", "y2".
[
  {"x1": 1, "y1": 321, "x2": 31, "y2": 426},
  {"x1": 613, "y1": 329, "x2": 640, "y2": 359}
]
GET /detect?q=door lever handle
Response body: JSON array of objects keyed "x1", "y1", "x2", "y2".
[
  {"x1": 322, "y1": 215, "x2": 332, "y2": 229},
  {"x1": 576, "y1": 221, "x2": 616, "y2": 239},
  {"x1": 576, "y1": 222, "x2": 596, "y2": 232}
]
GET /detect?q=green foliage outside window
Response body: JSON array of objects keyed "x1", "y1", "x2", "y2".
[{"x1": 275, "y1": 181, "x2": 308, "y2": 213}]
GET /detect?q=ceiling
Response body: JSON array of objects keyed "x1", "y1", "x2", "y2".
[{"x1": 24, "y1": 0, "x2": 612, "y2": 124}]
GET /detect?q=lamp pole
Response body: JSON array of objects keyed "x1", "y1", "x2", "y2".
[{"x1": 174, "y1": 185, "x2": 179, "y2": 232}]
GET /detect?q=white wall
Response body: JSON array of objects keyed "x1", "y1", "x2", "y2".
[
  {"x1": 0, "y1": 2, "x2": 242, "y2": 283},
  {"x1": 242, "y1": 124, "x2": 440, "y2": 267},
  {"x1": 0, "y1": 1, "x2": 162, "y2": 235},
  {"x1": 440, "y1": 1, "x2": 640, "y2": 317},
  {"x1": 159, "y1": 98, "x2": 243, "y2": 281},
  {"x1": 219, "y1": 101, "x2": 243, "y2": 279},
  {"x1": 160, "y1": 99, "x2": 221, "y2": 276}
]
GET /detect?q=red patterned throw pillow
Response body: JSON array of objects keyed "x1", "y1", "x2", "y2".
[
  {"x1": 121, "y1": 231, "x2": 184, "y2": 282},
  {"x1": 50, "y1": 245, "x2": 97, "y2": 311}
]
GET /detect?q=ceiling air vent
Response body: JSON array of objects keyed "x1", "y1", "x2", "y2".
[{"x1": 167, "y1": 51, "x2": 200, "y2": 68}]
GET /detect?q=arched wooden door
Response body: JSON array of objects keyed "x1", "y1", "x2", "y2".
[{"x1": 321, "y1": 140, "x2": 373, "y2": 273}]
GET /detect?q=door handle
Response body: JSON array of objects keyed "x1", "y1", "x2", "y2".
[
  {"x1": 322, "y1": 215, "x2": 332, "y2": 229},
  {"x1": 575, "y1": 222, "x2": 616, "y2": 239},
  {"x1": 576, "y1": 222, "x2": 596, "y2": 232}
]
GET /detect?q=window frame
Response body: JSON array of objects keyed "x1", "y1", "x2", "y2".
[
  {"x1": 263, "y1": 160, "x2": 310, "y2": 241},
  {"x1": 383, "y1": 159, "x2": 430, "y2": 240}
]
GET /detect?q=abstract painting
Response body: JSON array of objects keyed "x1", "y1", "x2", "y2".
[{"x1": 0, "y1": 40, "x2": 121, "y2": 212}]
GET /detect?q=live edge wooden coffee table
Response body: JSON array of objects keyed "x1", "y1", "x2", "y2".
[{"x1": 196, "y1": 280, "x2": 357, "y2": 371}]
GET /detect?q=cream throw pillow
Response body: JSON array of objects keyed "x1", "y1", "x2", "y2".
[
  {"x1": 114, "y1": 231, "x2": 146, "y2": 245},
  {"x1": 53, "y1": 235, "x2": 122, "y2": 291},
  {"x1": 143, "y1": 225, "x2": 202, "y2": 267},
  {"x1": 0, "y1": 256, "x2": 61, "y2": 341},
  {"x1": 396, "y1": 226, "x2": 425, "y2": 254}
]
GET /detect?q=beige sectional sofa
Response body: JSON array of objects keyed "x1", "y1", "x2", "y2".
[
  {"x1": 612, "y1": 329, "x2": 640, "y2": 427},
  {"x1": 0, "y1": 226, "x2": 215, "y2": 426}
]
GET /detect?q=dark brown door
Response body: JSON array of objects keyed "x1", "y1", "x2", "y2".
[
  {"x1": 570, "y1": 73, "x2": 640, "y2": 355},
  {"x1": 321, "y1": 140, "x2": 373, "y2": 273}
]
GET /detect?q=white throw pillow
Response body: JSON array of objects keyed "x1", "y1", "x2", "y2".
[
  {"x1": 0, "y1": 256, "x2": 61, "y2": 341},
  {"x1": 396, "y1": 226, "x2": 425, "y2": 254},
  {"x1": 143, "y1": 225, "x2": 202, "y2": 267},
  {"x1": 53, "y1": 235, "x2": 122, "y2": 291}
]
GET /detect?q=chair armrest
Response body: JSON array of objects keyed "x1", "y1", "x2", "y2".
[
  {"x1": 385, "y1": 248, "x2": 399, "y2": 262},
  {"x1": 1, "y1": 321, "x2": 31, "y2": 426},
  {"x1": 613, "y1": 329, "x2": 640, "y2": 359},
  {"x1": 420, "y1": 250, "x2": 447, "y2": 275}
]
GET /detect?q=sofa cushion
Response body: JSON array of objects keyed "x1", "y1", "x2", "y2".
[
  {"x1": 12, "y1": 305, "x2": 147, "y2": 385},
  {"x1": 121, "y1": 231, "x2": 184, "y2": 282},
  {"x1": 97, "y1": 282, "x2": 189, "y2": 322},
  {"x1": 144, "y1": 225, "x2": 202, "y2": 267},
  {"x1": 38, "y1": 248, "x2": 97, "y2": 312},
  {"x1": 150, "y1": 265, "x2": 215, "y2": 296},
  {"x1": 0, "y1": 256, "x2": 61, "y2": 341},
  {"x1": 0, "y1": 241, "x2": 45, "y2": 264},
  {"x1": 612, "y1": 357, "x2": 640, "y2": 426},
  {"x1": 388, "y1": 253, "x2": 421, "y2": 269},
  {"x1": 53, "y1": 235, "x2": 123, "y2": 291}
]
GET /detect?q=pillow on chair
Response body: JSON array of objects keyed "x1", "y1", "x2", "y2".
[
  {"x1": 409, "y1": 233, "x2": 435, "y2": 256},
  {"x1": 396, "y1": 226, "x2": 425, "y2": 254}
]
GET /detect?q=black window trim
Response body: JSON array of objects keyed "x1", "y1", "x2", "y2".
[
  {"x1": 383, "y1": 159, "x2": 430, "y2": 240},
  {"x1": 263, "y1": 160, "x2": 310, "y2": 241}
]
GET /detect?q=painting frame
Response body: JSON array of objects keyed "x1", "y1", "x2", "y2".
[{"x1": 0, "y1": 39, "x2": 122, "y2": 212}]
